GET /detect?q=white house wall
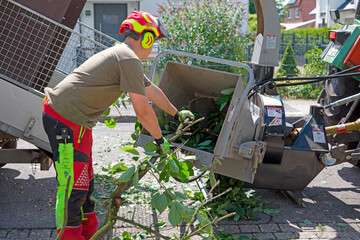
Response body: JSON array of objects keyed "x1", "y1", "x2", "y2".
[
  {"x1": 315, "y1": 0, "x2": 358, "y2": 28},
  {"x1": 79, "y1": 1, "x2": 140, "y2": 29}
]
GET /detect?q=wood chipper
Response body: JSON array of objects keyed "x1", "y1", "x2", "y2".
[{"x1": 139, "y1": 0, "x2": 360, "y2": 192}]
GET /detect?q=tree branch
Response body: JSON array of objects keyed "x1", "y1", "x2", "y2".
[{"x1": 115, "y1": 216, "x2": 171, "y2": 240}]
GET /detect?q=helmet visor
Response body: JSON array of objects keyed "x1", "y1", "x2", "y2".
[{"x1": 158, "y1": 19, "x2": 172, "y2": 40}]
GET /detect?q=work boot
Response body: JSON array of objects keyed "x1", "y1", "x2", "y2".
[
  {"x1": 57, "y1": 226, "x2": 85, "y2": 240},
  {"x1": 81, "y1": 212, "x2": 98, "y2": 240}
]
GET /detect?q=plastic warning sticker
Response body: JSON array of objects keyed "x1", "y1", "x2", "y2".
[
  {"x1": 269, "y1": 117, "x2": 282, "y2": 126},
  {"x1": 267, "y1": 107, "x2": 282, "y2": 118},
  {"x1": 266, "y1": 35, "x2": 277, "y2": 49},
  {"x1": 337, "y1": 124, "x2": 346, "y2": 133},
  {"x1": 313, "y1": 130, "x2": 326, "y2": 144},
  {"x1": 250, "y1": 102, "x2": 260, "y2": 123}
]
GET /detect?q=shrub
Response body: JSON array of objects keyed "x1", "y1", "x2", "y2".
[
  {"x1": 156, "y1": 0, "x2": 252, "y2": 67},
  {"x1": 278, "y1": 46, "x2": 328, "y2": 99},
  {"x1": 276, "y1": 42, "x2": 300, "y2": 77}
]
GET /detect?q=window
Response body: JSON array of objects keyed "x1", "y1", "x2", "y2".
[
  {"x1": 295, "y1": 8, "x2": 300, "y2": 18},
  {"x1": 287, "y1": 9, "x2": 292, "y2": 19},
  {"x1": 289, "y1": 0, "x2": 297, "y2": 4}
]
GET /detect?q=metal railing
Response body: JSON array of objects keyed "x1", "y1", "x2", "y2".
[{"x1": 0, "y1": 0, "x2": 117, "y2": 94}]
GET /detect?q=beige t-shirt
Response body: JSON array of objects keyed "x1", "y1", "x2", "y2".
[{"x1": 45, "y1": 43, "x2": 151, "y2": 129}]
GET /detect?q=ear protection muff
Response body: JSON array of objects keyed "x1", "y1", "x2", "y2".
[{"x1": 141, "y1": 31, "x2": 155, "y2": 49}]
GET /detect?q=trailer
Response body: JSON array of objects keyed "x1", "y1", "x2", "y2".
[{"x1": 0, "y1": 0, "x2": 117, "y2": 169}]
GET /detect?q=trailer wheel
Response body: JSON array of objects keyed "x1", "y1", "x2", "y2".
[
  {"x1": 318, "y1": 71, "x2": 360, "y2": 166},
  {"x1": 0, "y1": 139, "x2": 18, "y2": 168}
]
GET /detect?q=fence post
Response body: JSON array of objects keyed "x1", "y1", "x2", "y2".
[
  {"x1": 247, "y1": 44, "x2": 252, "y2": 63},
  {"x1": 305, "y1": 34, "x2": 309, "y2": 64}
]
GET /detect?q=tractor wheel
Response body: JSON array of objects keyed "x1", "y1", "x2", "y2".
[
  {"x1": 0, "y1": 137, "x2": 18, "y2": 168},
  {"x1": 318, "y1": 70, "x2": 360, "y2": 166}
]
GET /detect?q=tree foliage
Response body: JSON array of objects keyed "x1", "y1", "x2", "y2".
[{"x1": 156, "y1": 0, "x2": 252, "y2": 63}]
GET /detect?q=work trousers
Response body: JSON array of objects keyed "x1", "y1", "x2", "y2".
[{"x1": 42, "y1": 100, "x2": 96, "y2": 231}]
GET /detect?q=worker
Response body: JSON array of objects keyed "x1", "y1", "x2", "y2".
[{"x1": 42, "y1": 10, "x2": 194, "y2": 240}]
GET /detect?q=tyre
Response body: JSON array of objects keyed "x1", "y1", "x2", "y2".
[{"x1": 318, "y1": 69, "x2": 360, "y2": 166}]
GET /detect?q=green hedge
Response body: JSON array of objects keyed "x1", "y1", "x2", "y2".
[{"x1": 281, "y1": 27, "x2": 336, "y2": 45}]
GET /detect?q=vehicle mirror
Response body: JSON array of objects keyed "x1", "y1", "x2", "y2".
[{"x1": 330, "y1": 10, "x2": 340, "y2": 22}]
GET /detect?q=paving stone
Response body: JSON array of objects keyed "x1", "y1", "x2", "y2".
[
  {"x1": 216, "y1": 224, "x2": 240, "y2": 234},
  {"x1": 278, "y1": 223, "x2": 301, "y2": 232},
  {"x1": 335, "y1": 231, "x2": 360, "y2": 239},
  {"x1": 349, "y1": 223, "x2": 360, "y2": 232},
  {"x1": 298, "y1": 231, "x2": 338, "y2": 239},
  {"x1": 0, "y1": 230, "x2": 7, "y2": 238},
  {"x1": 259, "y1": 223, "x2": 281, "y2": 232},
  {"x1": 233, "y1": 233, "x2": 253, "y2": 239},
  {"x1": 28, "y1": 229, "x2": 52, "y2": 238},
  {"x1": 6, "y1": 229, "x2": 29, "y2": 239},
  {"x1": 273, "y1": 232, "x2": 299, "y2": 239},
  {"x1": 50, "y1": 229, "x2": 58, "y2": 238},
  {"x1": 252, "y1": 232, "x2": 276, "y2": 240},
  {"x1": 239, "y1": 224, "x2": 260, "y2": 233}
]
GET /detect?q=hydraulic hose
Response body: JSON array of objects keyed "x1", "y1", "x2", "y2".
[{"x1": 248, "y1": 65, "x2": 360, "y2": 95}]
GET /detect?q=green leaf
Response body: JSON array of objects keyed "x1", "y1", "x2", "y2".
[
  {"x1": 197, "y1": 213, "x2": 213, "y2": 234},
  {"x1": 334, "y1": 222, "x2": 348, "y2": 228},
  {"x1": 152, "y1": 193, "x2": 168, "y2": 213},
  {"x1": 158, "y1": 116, "x2": 164, "y2": 125},
  {"x1": 168, "y1": 204, "x2": 181, "y2": 226},
  {"x1": 299, "y1": 219, "x2": 312, "y2": 227},
  {"x1": 121, "y1": 100, "x2": 127, "y2": 109},
  {"x1": 236, "y1": 208, "x2": 246, "y2": 217},
  {"x1": 144, "y1": 152, "x2": 160, "y2": 157},
  {"x1": 110, "y1": 163, "x2": 128, "y2": 173},
  {"x1": 209, "y1": 171, "x2": 216, "y2": 188},
  {"x1": 169, "y1": 159, "x2": 179, "y2": 173},
  {"x1": 101, "y1": 108, "x2": 110, "y2": 117},
  {"x1": 121, "y1": 147, "x2": 139, "y2": 155},
  {"x1": 147, "y1": 160, "x2": 159, "y2": 173},
  {"x1": 233, "y1": 213, "x2": 241, "y2": 222},
  {"x1": 199, "y1": 166, "x2": 209, "y2": 172},
  {"x1": 221, "y1": 88, "x2": 235, "y2": 95},
  {"x1": 198, "y1": 140, "x2": 212, "y2": 146},
  {"x1": 238, "y1": 237, "x2": 250, "y2": 240},
  {"x1": 133, "y1": 168, "x2": 139, "y2": 188},
  {"x1": 117, "y1": 166, "x2": 135, "y2": 183},
  {"x1": 217, "y1": 209, "x2": 228, "y2": 216},
  {"x1": 175, "y1": 191, "x2": 188, "y2": 200},
  {"x1": 263, "y1": 209, "x2": 282, "y2": 215},
  {"x1": 143, "y1": 141, "x2": 158, "y2": 152},
  {"x1": 122, "y1": 231, "x2": 131, "y2": 240},
  {"x1": 156, "y1": 221, "x2": 166, "y2": 228},
  {"x1": 104, "y1": 118, "x2": 116, "y2": 128}
]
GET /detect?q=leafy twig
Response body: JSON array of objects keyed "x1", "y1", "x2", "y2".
[
  {"x1": 91, "y1": 118, "x2": 205, "y2": 239},
  {"x1": 183, "y1": 180, "x2": 232, "y2": 237},
  {"x1": 181, "y1": 212, "x2": 236, "y2": 240},
  {"x1": 115, "y1": 216, "x2": 171, "y2": 240}
]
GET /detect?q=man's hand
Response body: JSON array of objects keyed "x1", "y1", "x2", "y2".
[
  {"x1": 177, "y1": 110, "x2": 195, "y2": 122},
  {"x1": 155, "y1": 136, "x2": 170, "y2": 154}
]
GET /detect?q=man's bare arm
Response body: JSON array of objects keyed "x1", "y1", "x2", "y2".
[
  {"x1": 145, "y1": 83, "x2": 177, "y2": 117},
  {"x1": 129, "y1": 92, "x2": 162, "y2": 139}
]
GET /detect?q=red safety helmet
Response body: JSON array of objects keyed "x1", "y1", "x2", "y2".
[{"x1": 119, "y1": 10, "x2": 171, "y2": 39}]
